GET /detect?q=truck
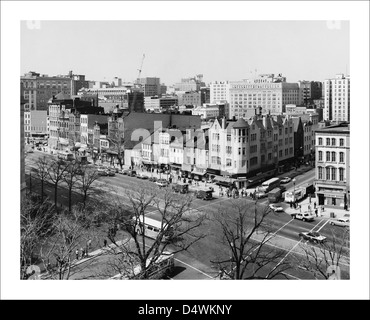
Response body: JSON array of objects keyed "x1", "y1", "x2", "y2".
[
  {"x1": 284, "y1": 187, "x2": 306, "y2": 203},
  {"x1": 268, "y1": 188, "x2": 282, "y2": 203},
  {"x1": 172, "y1": 182, "x2": 189, "y2": 194}
]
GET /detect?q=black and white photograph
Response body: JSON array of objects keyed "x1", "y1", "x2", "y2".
[{"x1": 1, "y1": 1, "x2": 369, "y2": 301}]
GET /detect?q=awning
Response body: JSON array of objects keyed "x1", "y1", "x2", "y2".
[
  {"x1": 191, "y1": 168, "x2": 206, "y2": 175},
  {"x1": 142, "y1": 160, "x2": 152, "y2": 165},
  {"x1": 214, "y1": 176, "x2": 236, "y2": 183},
  {"x1": 170, "y1": 163, "x2": 182, "y2": 168},
  {"x1": 206, "y1": 168, "x2": 221, "y2": 175}
]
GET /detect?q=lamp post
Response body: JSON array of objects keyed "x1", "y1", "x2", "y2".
[{"x1": 292, "y1": 178, "x2": 296, "y2": 203}]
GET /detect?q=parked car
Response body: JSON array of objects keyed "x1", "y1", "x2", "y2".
[
  {"x1": 195, "y1": 188, "x2": 213, "y2": 200},
  {"x1": 148, "y1": 176, "x2": 158, "y2": 182},
  {"x1": 107, "y1": 169, "x2": 116, "y2": 176},
  {"x1": 136, "y1": 173, "x2": 148, "y2": 179},
  {"x1": 121, "y1": 169, "x2": 129, "y2": 175},
  {"x1": 298, "y1": 231, "x2": 326, "y2": 243},
  {"x1": 127, "y1": 170, "x2": 137, "y2": 177},
  {"x1": 329, "y1": 218, "x2": 350, "y2": 227},
  {"x1": 155, "y1": 179, "x2": 169, "y2": 187},
  {"x1": 291, "y1": 212, "x2": 315, "y2": 222},
  {"x1": 280, "y1": 177, "x2": 291, "y2": 184},
  {"x1": 269, "y1": 204, "x2": 284, "y2": 212},
  {"x1": 98, "y1": 167, "x2": 109, "y2": 176}
]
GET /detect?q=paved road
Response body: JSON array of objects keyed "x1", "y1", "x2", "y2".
[{"x1": 25, "y1": 151, "x2": 349, "y2": 280}]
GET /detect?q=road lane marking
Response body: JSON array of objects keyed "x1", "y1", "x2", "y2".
[
  {"x1": 174, "y1": 257, "x2": 214, "y2": 279},
  {"x1": 266, "y1": 219, "x2": 328, "y2": 277}
]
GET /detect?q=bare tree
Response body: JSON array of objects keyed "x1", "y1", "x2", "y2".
[
  {"x1": 32, "y1": 155, "x2": 50, "y2": 203},
  {"x1": 21, "y1": 196, "x2": 55, "y2": 279},
  {"x1": 62, "y1": 160, "x2": 81, "y2": 212},
  {"x1": 210, "y1": 200, "x2": 291, "y2": 279},
  {"x1": 104, "y1": 186, "x2": 207, "y2": 279},
  {"x1": 40, "y1": 207, "x2": 98, "y2": 280},
  {"x1": 47, "y1": 158, "x2": 69, "y2": 209},
  {"x1": 295, "y1": 228, "x2": 350, "y2": 279},
  {"x1": 107, "y1": 120, "x2": 125, "y2": 169},
  {"x1": 77, "y1": 165, "x2": 99, "y2": 209}
]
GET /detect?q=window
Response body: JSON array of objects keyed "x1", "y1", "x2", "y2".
[
  {"x1": 339, "y1": 168, "x2": 344, "y2": 181},
  {"x1": 326, "y1": 151, "x2": 330, "y2": 161},
  {"x1": 339, "y1": 152, "x2": 344, "y2": 162},
  {"x1": 340, "y1": 138, "x2": 344, "y2": 146},
  {"x1": 318, "y1": 137, "x2": 323, "y2": 145},
  {"x1": 331, "y1": 138, "x2": 336, "y2": 146},
  {"x1": 331, "y1": 168, "x2": 336, "y2": 181},
  {"x1": 226, "y1": 158, "x2": 232, "y2": 167},
  {"x1": 326, "y1": 138, "x2": 330, "y2": 146},
  {"x1": 318, "y1": 167, "x2": 323, "y2": 179},
  {"x1": 331, "y1": 152, "x2": 336, "y2": 162},
  {"x1": 326, "y1": 167, "x2": 331, "y2": 180}
]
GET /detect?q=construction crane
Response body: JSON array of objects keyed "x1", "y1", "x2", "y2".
[
  {"x1": 137, "y1": 53, "x2": 145, "y2": 80},
  {"x1": 131, "y1": 53, "x2": 145, "y2": 112}
]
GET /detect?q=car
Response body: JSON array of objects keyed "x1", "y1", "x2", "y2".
[
  {"x1": 98, "y1": 168, "x2": 109, "y2": 176},
  {"x1": 155, "y1": 179, "x2": 169, "y2": 187},
  {"x1": 127, "y1": 170, "x2": 137, "y2": 177},
  {"x1": 280, "y1": 177, "x2": 292, "y2": 184},
  {"x1": 329, "y1": 218, "x2": 350, "y2": 227},
  {"x1": 269, "y1": 204, "x2": 284, "y2": 212},
  {"x1": 291, "y1": 212, "x2": 315, "y2": 222},
  {"x1": 298, "y1": 231, "x2": 326, "y2": 243},
  {"x1": 107, "y1": 169, "x2": 116, "y2": 176},
  {"x1": 136, "y1": 173, "x2": 148, "y2": 179},
  {"x1": 148, "y1": 177, "x2": 158, "y2": 182},
  {"x1": 121, "y1": 169, "x2": 129, "y2": 175},
  {"x1": 255, "y1": 191, "x2": 267, "y2": 199}
]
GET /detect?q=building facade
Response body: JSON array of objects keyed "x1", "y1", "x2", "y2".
[
  {"x1": 298, "y1": 80, "x2": 322, "y2": 106},
  {"x1": 229, "y1": 74, "x2": 300, "y2": 119},
  {"x1": 323, "y1": 74, "x2": 350, "y2": 122},
  {"x1": 210, "y1": 81, "x2": 230, "y2": 104},
  {"x1": 174, "y1": 75, "x2": 205, "y2": 92},
  {"x1": 177, "y1": 91, "x2": 201, "y2": 107},
  {"x1": 314, "y1": 123, "x2": 350, "y2": 209},
  {"x1": 136, "y1": 77, "x2": 161, "y2": 97}
]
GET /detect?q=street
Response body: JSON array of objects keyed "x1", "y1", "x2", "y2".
[{"x1": 25, "y1": 151, "x2": 349, "y2": 280}]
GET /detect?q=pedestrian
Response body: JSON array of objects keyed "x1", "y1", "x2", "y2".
[
  {"x1": 81, "y1": 247, "x2": 85, "y2": 259},
  {"x1": 290, "y1": 201, "x2": 292, "y2": 208},
  {"x1": 314, "y1": 202, "x2": 316, "y2": 209},
  {"x1": 315, "y1": 208, "x2": 318, "y2": 217},
  {"x1": 299, "y1": 205, "x2": 301, "y2": 213},
  {"x1": 75, "y1": 248, "x2": 79, "y2": 260},
  {"x1": 104, "y1": 239, "x2": 107, "y2": 247}
]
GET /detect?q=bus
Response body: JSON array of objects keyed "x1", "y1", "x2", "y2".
[
  {"x1": 110, "y1": 251, "x2": 175, "y2": 280},
  {"x1": 259, "y1": 177, "x2": 280, "y2": 193},
  {"x1": 134, "y1": 215, "x2": 174, "y2": 242}
]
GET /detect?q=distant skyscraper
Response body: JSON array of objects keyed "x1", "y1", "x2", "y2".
[
  {"x1": 229, "y1": 74, "x2": 300, "y2": 119},
  {"x1": 323, "y1": 74, "x2": 350, "y2": 122},
  {"x1": 210, "y1": 81, "x2": 230, "y2": 104},
  {"x1": 136, "y1": 77, "x2": 161, "y2": 97}
]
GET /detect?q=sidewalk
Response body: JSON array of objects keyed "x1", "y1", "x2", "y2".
[{"x1": 283, "y1": 196, "x2": 350, "y2": 220}]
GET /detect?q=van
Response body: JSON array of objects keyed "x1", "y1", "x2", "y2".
[{"x1": 195, "y1": 188, "x2": 213, "y2": 200}]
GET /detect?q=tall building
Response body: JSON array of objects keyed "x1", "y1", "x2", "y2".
[
  {"x1": 323, "y1": 74, "x2": 350, "y2": 122},
  {"x1": 20, "y1": 71, "x2": 89, "y2": 111},
  {"x1": 200, "y1": 86, "x2": 210, "y2": 105},
  {"x1": 314, "y1": 122, "x2": 350, "y2": 209},
  {"x1": 298, "y1": 80, "x2": 322, "y2": 106},
  {"x1": 174, "y1": 75, "x2": 205, "y2": 92},
  {"x1": 229, "y1": 74, "x2": 300, "y2": 119},
  {"x1": 136, "y1": 77, "x2": 161, "y2": 97},
  {"x1": 177, "y1": 91, "x2": 201, "y2": 107},
  {"x1": 210, "y1": 81, "x2": 230, "y2": 104}
]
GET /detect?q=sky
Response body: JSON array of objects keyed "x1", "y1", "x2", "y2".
[{"x1": 21, "y1": 20, "x2": 349, "y2": 85}]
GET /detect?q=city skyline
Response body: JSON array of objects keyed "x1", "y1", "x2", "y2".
[{"x1": 21, "y1": 20, "x2": 349, "y2": 86}]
